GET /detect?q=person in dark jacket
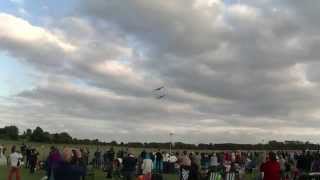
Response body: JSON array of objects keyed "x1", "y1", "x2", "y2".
[
  {"x1": 25, "y1": 146, "x2": 31, "y2": 168},
  {"x1": 122, "y1": 153, "x2": 137, "y2": 180},
  {"x1": 29, "y1": 149, "x2": 38, "y2": 174},
  {"x1": 155, "y1": 149, "x2": 163, "y2": 172},
  {"x1": 189, "y1": 155, "x2": 199, "y2": 180},
  {"x1": 54, "y1": 148, "x2": 86, "y2": 180},
  {"x1": 106, "y1": 148, "x2": 115, "y2": 178}
]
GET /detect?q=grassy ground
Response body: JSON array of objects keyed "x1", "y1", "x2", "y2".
[
  {"x1": 0, "y1": 140, "x2": 167, "y2": 161},
  {"x1": 0, "y1": 166, "x2": 178, "y2": 180},
  {"x1": 0, "y1": 140, "x2": 259, "y2": 179},
  {"x1": 0, "y1": 165, "x2": 259, "y2": 180},
  {"x1": 0, "y1": 140, "x2": 180, "y2": 179}
]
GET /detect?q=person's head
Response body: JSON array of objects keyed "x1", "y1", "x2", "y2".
[
  {"x1": 50, "y1": 146, "x2": 56, "y2": 152},
  {"x1": 145, "y1": 153, "x2": 150, "y2": 160},
  {"x1": 268, "y1": 152, "x2": 277, "y2": 161},
  {"x1": 62, "y1": 148, "x2": 74, "y2": 163},
  {"x1": 128, "y1": 153, "x2": 134, "y2": 158},
  {"x1": 190, "y1": 156, "x2": 195, "y2": 163},
  {"x1": 11, "y1": 145, "x2": 16, "y2": 153}
]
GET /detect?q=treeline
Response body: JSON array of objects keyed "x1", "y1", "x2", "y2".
[
  {"x1": 126, "y1": 141, "x2": 320, "y2": 151},
  {"x1": 1, "y1": 126, "x2": 320, "y2": 150},
  {"x1": 0, "y1": 126, "x2": 106, "y2": 145}
]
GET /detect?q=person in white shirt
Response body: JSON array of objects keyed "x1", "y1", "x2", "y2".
[
  {"x1": 210, "y1": 153, "x2": 219, "y2": 168},
  {"x1": 163, "y1": 153, "x2": 170, "y2": 162},
  {"x1": 8, "y1": 145, "x2": 22, "y2": 180},
  {"x1": 169, "y1": 154, "x2": 177, "y2": 163},
  {"x1": 142, "y1": 153, "x2": 153, "y2": 180},
  {"x1": 0, "y1": 145, "x2": 7, "y2": 166}
]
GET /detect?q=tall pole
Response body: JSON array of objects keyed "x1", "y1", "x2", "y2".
[{"x1": 169, "y1": 132, "x2": 174, "y2": 155}]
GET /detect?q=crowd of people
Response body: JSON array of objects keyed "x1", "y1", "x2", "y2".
[{"x1": 3, "y1": 143, "x2": 320, "y2": 180}]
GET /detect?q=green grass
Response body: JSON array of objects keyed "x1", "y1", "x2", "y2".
[
  {"x1": 0, "y1": 140, "x2": 180, "y2": 179},
  {"x1": 0, "y1": 140, "x2": 169, "y2": 161},
  {"x1": 0, "y1": 140, "x2": 259, "y2": 180},
  {"x1": 0, "y1": 166, "x2": 178, "y2": 180},
  {"x1": 0, "y1": 166, "x2": 45, "y2": 180}
]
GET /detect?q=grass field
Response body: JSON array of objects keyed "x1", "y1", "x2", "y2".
[
  {"x1": 0, "y1": 139, "x2": 172, "y2": 161},
  {"x1": 0, "y1": 140, "x2": 180, "y2": 180},
  {"x1": 0, "y1": 140, "x2": 258, "y2": 180},
  {"x1": 0, "y1": 166, "x2": 178, "y2": 180}
]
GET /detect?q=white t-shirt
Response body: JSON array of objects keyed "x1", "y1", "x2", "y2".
[
  {"x1": 210, "y1": 155, "x2": 219, "y2": 166},
  {"x1": 169, "y1": 155, "x2": 177, "y2": 163},
  {"x1": 9, "y1": 152, "x2": 22, "y2": 167},
  {"x1": 142, "y1": 159, "x2": 153, "y2": 174}
]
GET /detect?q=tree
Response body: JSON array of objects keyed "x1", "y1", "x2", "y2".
[
  {"x1": 52, "y1": 132, "x2": 72, "y2": 144},
  {"x1": 0, "y1": 126, "x2": 19, "y2": 140},
  {"x1": 6, "y1": 126, "x2": 19, "y2": 140},
  {"x1": 110, "y1": 141, "x2": 118, "y2": 146},
  {"x1": 26, "y1": 129, "x2": 32, "y2": 137},
  {"x1": 31, "y1": 127, "x2": 45, "y2": 142},
  {"x1": 21, "y1": 128, "x2": 33, "y2": 140}
]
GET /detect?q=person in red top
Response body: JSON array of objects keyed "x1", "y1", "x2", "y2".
[{"x1": 261, "y1": 152, "x2": 281, "y2": 180}]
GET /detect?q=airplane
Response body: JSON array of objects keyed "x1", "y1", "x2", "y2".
[
  {"x1": 156, "y1": 95, "x2": 166, "y2": 99},
  {"x1": 153, "y1": 86, "x2": 164, "y2": 91}
]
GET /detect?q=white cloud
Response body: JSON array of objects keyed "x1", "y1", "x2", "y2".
[{"x1": 0, "y1": 13, "x2": 76, "y2": 52}]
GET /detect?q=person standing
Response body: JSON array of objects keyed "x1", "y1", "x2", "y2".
[
  {"x1": 106, "y1": 147, "x2": 115, "y2": 178},
  {"x1": 122, "y1": 153, "x2": 137, "y2": 180},
  {"x1": 94, "y1": 148, "x2": 101, "y2": 169},
  {"x1": 189, "y1": 156, "x2": 199, "y2": 180},
  {"x1": 0, "y1": 144, "x2": 7, "y2": 166},
  {"x1": 155, "y1": 149, "x2": 163, "y2": 172},
  {"x1": 8, "y1": 145, "x2": 23, "y2": 180},
  {"x1": 46, "y1": 146, "x2": 62, "y2": 179},
  {"x1": 29, "y1": 149, "x2": 39, "y2": 174},
  {"x1": 20, "y1": 143, "x2": 26, "y2": 162},
  {"x1": 53, "y1": 148, "x2": 86, "y2": 180},
  {"x1": 103, "y1": 150, "x2": 109, "y2": 170},
  {"x1": 179, "y1": 151, "x2": 191, "y2": 180},
  {"x1": 25, "y1": 146, "x2": 31, "y2": 168},
  {"x1": 142, "y1": 154, "x2": 153, "y2": 180},
  {"x1": 210, "y1": 153, "x2": 219, "y2": 171},
  {"x1": 311, "y1": 154, "x2": 320, "y2": 172},
  {"x1": 194, "y1": 152, "x2": 201, "y2": 170},
  {"x1": 260, "y1": 152, "x2": 280, "y2": 180}
]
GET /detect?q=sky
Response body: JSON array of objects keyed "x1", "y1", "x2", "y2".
[{"x1": 2, "y1": 0, "x2": 320, "y2": 144}]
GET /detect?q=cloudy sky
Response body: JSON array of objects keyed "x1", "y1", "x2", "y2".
[{"x1": 1, "y1": 0, "x2": 320, "y2": 144}]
